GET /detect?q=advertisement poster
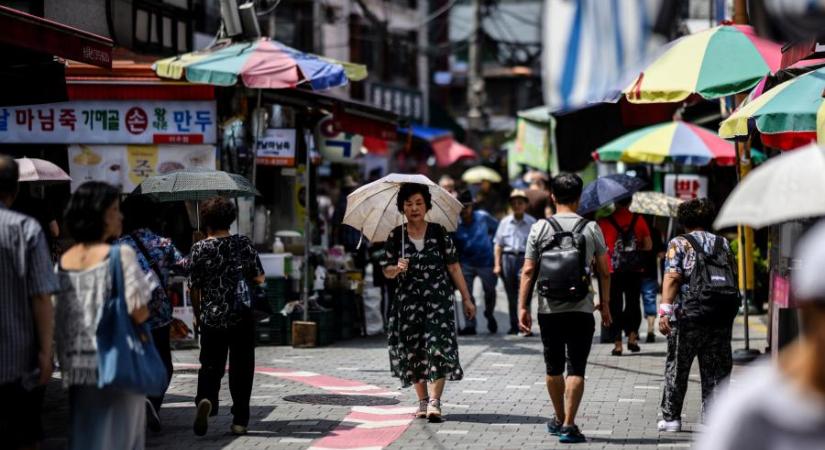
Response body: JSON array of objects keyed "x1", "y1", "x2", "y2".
[
  {"x1": 256, "y1": 128, "x2": 297, "y2": 166},
  {"x1": 664, "y1": 174, "x2": 708, "y2": 201},
  {"x1": 0, "y1": 100, "x2": 217, "y2": 144},
  {"x1": 68, "y1": 144, "x2": 216, "y2": 192}
]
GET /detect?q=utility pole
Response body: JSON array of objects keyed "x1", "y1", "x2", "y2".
[
  {"x1": 418, "y1": 0, "x2": 431, "y2": 124},
  {"x1": 466, "y1": 0, "x2": 487, "y2": 148},
  {"x1": 732, "y1": 0, "x2": 760, "y2": 364}
]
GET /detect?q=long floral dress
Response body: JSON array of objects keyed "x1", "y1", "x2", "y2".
[{"x1": 382, "y1": 223, "x2": 464, "y2": 387}]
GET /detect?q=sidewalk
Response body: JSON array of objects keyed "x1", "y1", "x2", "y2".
[{"x1": 40, "y1": 295, "x2": 769, "y2": 450}]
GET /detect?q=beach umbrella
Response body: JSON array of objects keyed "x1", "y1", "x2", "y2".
[
  {"x1": 719, "y1": 67, "x2": 825, "y2": 150},
  {"x1": 594, "y1": 121, "x2": 736, "y2": 166},
  {"x1": 714, "y1": 144, "x2": 825, "y2": 229},
  {"x1": 131, "y1": 169, "x2": 260, "y2": 202},
  {"x1": 623, "y1": 25, "x2": 781, "y2": 104},
  {"x1": 15, "y1": 157, "x2": 71, "y2": 183},
  {"x1": 342, "y1": 173, "x2": 462, "y2": 245},
  {"x1": 461, "y1": 166, "x2": 502, "y2": 184},
  {"x1": 154, "y1": 38, "x2": 366, "y2": 90},
  {"x1": 629, "y1": 191, "x2": 684, "y2": 218},
  {"x1": 578, "y1": 174, "x2": 646, "y2": 215}
]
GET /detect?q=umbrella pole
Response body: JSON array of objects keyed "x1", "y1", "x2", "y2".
[{"x1": 303, "y1": 126, "x2": 311, "y2": 323}]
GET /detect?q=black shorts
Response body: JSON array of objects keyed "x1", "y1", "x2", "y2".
[
  {"x1": 538, "y1": 312, "x2": 596, "y2": 377},
  {"x1": 0, "y1": 381, "x2": 45, "y2": 448}
]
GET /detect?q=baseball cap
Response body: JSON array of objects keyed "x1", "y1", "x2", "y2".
[{"x1": 509, "y1": 189, "x2": 529, "y2": 202}]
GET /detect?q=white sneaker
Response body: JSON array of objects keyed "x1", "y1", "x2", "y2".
[
  {"x1": 657, "y1": 419, "x2": 682, "y2": 432},
  {"x1": 416, "y1": 398, "x2": 429, "y2": 419}
]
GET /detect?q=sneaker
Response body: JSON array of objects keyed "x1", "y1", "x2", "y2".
[
  {"x1": 546, "y1": 417, "x2": 563, "y2": 435},
  {"x1": 427, "y1": 399, "x2": 443, "y2": 423},
  {"x1": 458, "y1": 327, "x2": 477, "y2": 336},
  {"x1": 657, "y1": 419, "x2": 682, "y2": 432},
  {"x1": 559, "y1": 425, "x2": 587, "y2": 443},
  {"x1": 193, "y1": 399, "x2": 212, "y2": 436},
  {"x1": 146, "y1": 399, "x2": 161, "y2": 432},
  {"x1": 416, "y1": 398, "x2": 429, "y2": 419},
  {"x1": 646, "y1": 333, "x2": 655, "y2": 343},
  {"x1": 230, "y1": 424, "x2": 247, "y2": 435}
]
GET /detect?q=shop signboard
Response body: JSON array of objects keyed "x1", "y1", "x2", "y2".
[
  {"x1": 67, "y1": 144, "x2": 216, "y2": 192},
  {"x1": 315, "y1": 115, "x2": 363, "y2": 164},
  {"x1": 664, "y1": 174, "x2": 708, "y2": 200},
  {"x1": 256, "y1": 128, "x2": 297, "y2": 166},
  {"x1": 0, "y1": 100, "x2": 216, "y2": 144},
  {"x1": 368, "y1": 82, "x2": 424, "y2": 122}
]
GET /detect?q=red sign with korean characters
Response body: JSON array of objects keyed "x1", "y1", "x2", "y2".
[{"x1": 0, "y1": 101, "x2": 216, "y2": 144}]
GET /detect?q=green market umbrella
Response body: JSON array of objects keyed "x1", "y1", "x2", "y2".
[{"x1": 719, "y1": 66, "x2": 825, "y2": 150}]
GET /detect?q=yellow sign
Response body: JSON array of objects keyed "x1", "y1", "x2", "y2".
[{"x1": 127, "y1": 145, "x2": 159, "y2": 187}]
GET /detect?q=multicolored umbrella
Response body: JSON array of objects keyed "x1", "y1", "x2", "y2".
[
  {"x1": 719, "y1": 66, "x2": 825, "y2": 150},
  {"x1": 594, "y1": 121, "x2": 736, "y2": 166},
  {"x1": 154, "y1": 38, "x2": 366, "y2": 90},
  {"x1": 623, "y1": 25, "x2": 781, "y2": 104}
]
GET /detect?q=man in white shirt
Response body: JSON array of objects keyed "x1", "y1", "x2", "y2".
[{"x1": 494, "y1": 189, "x2": 536, "y2": 335}]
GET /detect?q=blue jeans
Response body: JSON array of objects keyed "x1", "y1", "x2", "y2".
[
  {"x1": 641, "y1": 277, "x2": 658, "y2": 317},
  {"x1": 461, "y1": 264, "x2": 497, "y2": 330}
]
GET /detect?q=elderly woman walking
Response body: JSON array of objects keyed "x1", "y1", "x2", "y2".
[{"x1": 382, "y1": 183, "x2": 476, "y2": 422}]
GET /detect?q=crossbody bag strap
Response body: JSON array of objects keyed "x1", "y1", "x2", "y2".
[{"x1": 130, "y1": 232, "x2": 165, "y2": 288}]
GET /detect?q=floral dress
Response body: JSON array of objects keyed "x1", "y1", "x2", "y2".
[{"x1": 382, "y1": 223, "x2": 463, "y2": 387}]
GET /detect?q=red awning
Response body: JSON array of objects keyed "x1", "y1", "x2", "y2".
[
  {"x1": 0, "y1": 5, "x2": 113, "y2": 68},
  {"x1": 431, "y1": 137, "x2": 477, "y2": 167}
]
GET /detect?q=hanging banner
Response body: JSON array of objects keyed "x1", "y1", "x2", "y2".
[
  {"x1": 68, "y1": 144, "x2": 216, "y2": 192},
  {"x1": 0, "y1": 100, "x2": 217, "y2": 144},
  {"x1": 315, "y1": 115, "x2": 363, "y2": 164},
  {"x1": 664, "y1": 174, "x2": 708, "y2": 201},
  {"x1": 256, "y1": 128, "x2": 297, "y2": 166}
]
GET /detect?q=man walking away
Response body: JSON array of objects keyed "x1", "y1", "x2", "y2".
[
  {"x1": 454, "y1": 190, "x2": 499, "y2": 335},
  {"x1": 518, "y1": 173, "x2": 612, "y2": 444},
  {"x1": 598, "y1": 197, "x2": 652, "y2": 355},
  {"x1": 0, "y1": 155, "x2": 60, "y2": 450},
  {"x1": 658, "y1": 198, "x2": 739, "y2": 432},
  {"x1": 493, "y1": 189, "x2": 536, "y2": 335}
]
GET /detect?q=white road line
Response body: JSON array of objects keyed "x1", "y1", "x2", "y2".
[
  {"x1": 310, "y1": 447, "x2": 383, "y2": 450},
  {"x1": 581, "y1": 429, "x2": 613, "y2": 436},
  {"x1": 618, "y1": 398, "x2": 646, "y2": 403},
  {"x1": 491, "y1": 363, "x2": 514, "y2": 368},
  {"x1": 161, "y1": 402, "x2": 192, "y2": 408},
  {"x1": 280, "y1": 438, "x2": 314, "y2": 443},
  {"x1": 250, "y1": 395, "x2": 275, "y2": 399},
  {"x1": 263, "y1": 371, "x2": 319, "y2": 377},
  {"x1": 270, "y1": 359, "x2": 293, "y2": 363},
  {"x1": 174, "y1": 374, "x2": 197, "y2": 379},
  {"x1": 464, "y1": 377, "x2": 488, "y2": 381},
  {"x1": 534, "y1": 382, "x2": 546, "y2": 385},
  {"x1": 505, "y1": 385, "x2": 530, "y2": 389},
  {"x1": 442, "y1": 403, "x2": 470, "y2": 409},
  {"x1": 657, "y1": 444, "x2": 690, "y2": 448},
  {"x1": 437, "y1": 430, "x2": 469, "y2": 435},
  {"x1": 351, "y1": 406, "x2": 417, "y2": 415},
  {"x1": 462, "y1": 390, "x2": 489, "y2": 394},
  {"x1": 319, "y1": 385, "x2": 382, "y2": 392},
  {"x1": 634, "y1": 386, "x2": 660, "y2": 390},
  {"x1": 260, "y1": 384, "x2": 286, "y2": 389},
  {"x1": 343, "y1": 419, "x2": 413, "y2": 429},
  {"x1": 336, "y1": 367, "x2": 361, "y2": 371},
  {"x1": 482, "y1": 351, "x2": 504, "y2": 356}
]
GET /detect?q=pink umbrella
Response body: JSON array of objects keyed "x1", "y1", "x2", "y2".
[{"x1": 16, "y1": 157, "x2": 71, "y2": 183}]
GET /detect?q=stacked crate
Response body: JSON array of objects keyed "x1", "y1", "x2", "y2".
[{"x1": 255, "y1": 277, "x2": 290, "y2": 346}]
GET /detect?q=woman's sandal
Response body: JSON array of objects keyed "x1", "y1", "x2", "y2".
[{"x1": 611, "y1": 348, "x2": 623, "y2": 356}]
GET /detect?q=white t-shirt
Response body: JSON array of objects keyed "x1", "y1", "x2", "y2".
[{"x1": 696, "y1": 361, "x2": 825, "y2": 450}]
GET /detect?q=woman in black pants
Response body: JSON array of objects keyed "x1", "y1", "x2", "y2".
[{"x1": 189, "y1": 196, "x2": 264, "y2": 437}]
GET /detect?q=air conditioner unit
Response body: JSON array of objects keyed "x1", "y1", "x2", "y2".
[{"x1": 220, "y1": 0, "x2": 243, "y2": 37}]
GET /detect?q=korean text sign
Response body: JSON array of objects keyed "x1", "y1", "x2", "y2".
[{"x1": 0, "y1": 101, "x2": 217, "y2": 144}]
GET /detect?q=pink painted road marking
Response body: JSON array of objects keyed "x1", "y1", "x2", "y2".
[{"x1": 173, "y1": 363, "x2": 415, "y2": 449}]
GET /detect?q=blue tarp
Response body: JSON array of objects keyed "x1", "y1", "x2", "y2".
[{"x1": 397, "y1": 125, "x2": 452, "y2": 142}]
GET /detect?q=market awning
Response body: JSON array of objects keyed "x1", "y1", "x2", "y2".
[
  {"x1": 262, "y1": 89, "x2": 398, "y2": 140},
  {"x1": 431, "y1": 137, "x2": 476, "y2": 167},
  {"x1": 66, "y1": 61, "x2": 215, "y2": 100},
  {"x1": 0, "y1": 5, "x2": 112, "y2": 68}
]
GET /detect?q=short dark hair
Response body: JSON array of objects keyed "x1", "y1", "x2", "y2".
[
  {"x1": 0, "y1": 154, "x2": 18, "y2": 197},
  {"x1": 64, "y1": 181, "x2": 120, "y2": 243},
  {"x1": 677, "y1": 198, "x2": 716, "y2": 230},
  {"x1": 121, "y1": 196, "x2": 160, "y2": 233},
  {"x1": 200, "y1": 196, "x2": 237, "y2": 231},
  {"x1": 396, "y1": 183, "x2": 432, "y2": 213},
  {"x1": 551, "y1": 173, "x2": 583, "y2": 205}
]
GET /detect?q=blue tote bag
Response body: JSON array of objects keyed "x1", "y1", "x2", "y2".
[{"x1": 96, "y1": 245, "x2": 168, "y2": 397}]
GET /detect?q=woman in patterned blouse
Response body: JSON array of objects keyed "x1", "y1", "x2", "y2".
[
  {"x1": 188, "y1": 196, "x2": 264, "y2": 437},
  {"x1": 382, "y1": 183, "x2": 476, "y2": 422}
]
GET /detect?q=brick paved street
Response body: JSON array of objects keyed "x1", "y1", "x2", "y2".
[{"x1": 41, "y1": 284, "x2": 768, "y2": 450}]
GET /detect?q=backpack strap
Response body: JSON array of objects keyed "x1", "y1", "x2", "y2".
[
  {"x1": 711, "y1": 233, "x2": 724, "y2": 256},
  {"x1": 628, "y1": 213, "x2": 639, "y2": 233},
  {"x1": 546, "y1": 217, "x2": 564, "y2": 233},
  {"x1": 572, "y1": 218, "x2": 589, "y2": 234},
  {"x1": 681, "y1": 233, "x2": 704, "y2": 256}
]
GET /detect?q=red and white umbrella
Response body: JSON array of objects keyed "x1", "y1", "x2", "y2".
[{"x1": 16, "y1": 157, "x2": 71, "y2": 183}]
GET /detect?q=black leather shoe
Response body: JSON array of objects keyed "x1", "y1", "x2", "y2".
[
  {"x1": 487, "y1": 318, "x2": 498, "y2": 334},
  {"x1": 646, "y1": 333, "x2": 655, "y2": 343},
  {"x1": 458, "y1": 327, "x2": 477, "y2": 336}
]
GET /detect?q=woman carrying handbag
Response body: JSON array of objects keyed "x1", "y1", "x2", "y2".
[{"x1": 55, "y1": 182, "x2": 161, "y2": 450}]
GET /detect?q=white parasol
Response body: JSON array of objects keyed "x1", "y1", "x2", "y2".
[
  {"x1": 714, "y1": 143, "x2": 825, "y2": 230},
  {"x1": 342, "y1": 173, "x2": 463, "y2": 254}
]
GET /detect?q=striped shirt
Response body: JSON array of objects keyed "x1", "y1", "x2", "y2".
[{"x1": 0, "y1": 204, "x2": 60, "y2": 384}]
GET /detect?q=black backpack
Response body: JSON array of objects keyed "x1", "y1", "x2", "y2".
[
  {"x1": 536, "y1": 217, "x2": 591, "y2": 301},
  {"x1": 679, "y1": 234, "x2": 741, "y2": 324},
  {"x1": 606, "y1": 214, "x2": 645, "y2": 272}
]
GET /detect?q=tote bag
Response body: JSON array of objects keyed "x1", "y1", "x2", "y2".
[{"x1": 96, "y1": 245, "x2": 168, "y2": 397}]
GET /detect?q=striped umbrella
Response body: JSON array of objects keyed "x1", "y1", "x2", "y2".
[
  {"x1": 594, "y1": 121, "x2": 736, "y2": 166},
  {"x1": 154, "y1": 38, "x2": 366, "y2": 90},
  {"x1": 719, "y1": 66, "x2": 825, "y2": 150},
  {"x1": 623, "y1": 25, "x2": 781, "y2": 104}
]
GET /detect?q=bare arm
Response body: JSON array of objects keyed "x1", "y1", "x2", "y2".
[
  {"x1": 131, "y1": 305, "x2": 150, "y2": 324},
  {"x1": 190, "y1": 288, "x2": 201, "y2": 329},
  {"x1": 32, "y1": 294, "x2": 54, "y2": 385},
  {"x1": 595, "y1": 254, "x2": 612, "y2": 326},
  {"x1": 517, "y1": 258, "x2": 537, "y2": 332},
  {"x1": 383, "y1": 264, "x2": 404, "y2": 279},
  {"x1": 659, "y1": 272, "x2": 682, "y2": 335},
  {"x1": 493, "y1": 244, "x2": 503, "y2": 275},
  {"x1": 640, "y1": 235, "x2": 653, "y2": 251}
]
